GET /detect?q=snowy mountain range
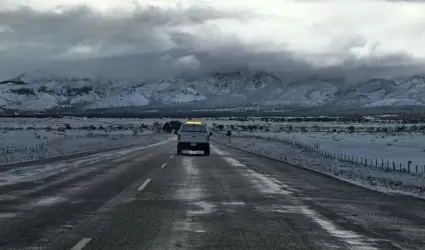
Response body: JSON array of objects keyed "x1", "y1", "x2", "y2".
[{"x1": 1, "y1": 70, "x2": 425, "y2": 113}]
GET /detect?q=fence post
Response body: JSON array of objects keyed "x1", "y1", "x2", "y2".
[
  {"x1": 408, "y1": 161, "x2": 412, "y2": 173},
  {"x1": 393, "y1": 161, "x2": 396, "y2": 171},
  {"x1": 399, "y1": 162, "x2": 402, "y2": 172}
]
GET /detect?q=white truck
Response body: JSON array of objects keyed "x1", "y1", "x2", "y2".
[{"x1": 176, "y1": 121, "x2": 212, "y2": 156}]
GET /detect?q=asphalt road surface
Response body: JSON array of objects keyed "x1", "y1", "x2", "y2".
[{"x1": 1, "y1": 139, "x2": 425, "y2": 250}]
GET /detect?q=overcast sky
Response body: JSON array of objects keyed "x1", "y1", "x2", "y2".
[{"x1": 1, "y1": 0, "x2": 425, "y2": 80}]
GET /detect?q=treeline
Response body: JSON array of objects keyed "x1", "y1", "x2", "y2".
[{"x1": 162, "y1": 120, "x2": 183, "y2": 133}]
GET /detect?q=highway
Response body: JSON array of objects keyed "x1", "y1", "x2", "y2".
[{"x1": 1, "y1": 139, "x2": 425, "y2": 249}]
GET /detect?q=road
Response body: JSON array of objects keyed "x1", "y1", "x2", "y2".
[{"x1": 1, "y1": 139, "x2": 425, "y2": 249}]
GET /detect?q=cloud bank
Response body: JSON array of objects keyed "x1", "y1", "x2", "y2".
[{"x1": 1, "y1": 0, "x2": 425, "y2": 80}]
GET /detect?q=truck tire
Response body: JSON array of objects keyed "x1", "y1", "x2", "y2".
[{"x1": 204, "y1": 146, "x2": 210, "y2": 156}]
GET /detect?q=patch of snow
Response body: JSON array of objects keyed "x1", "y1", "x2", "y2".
[
  {"x1": 243, "y1": 168, "x2": 294, "y2": 195},
  {"x1": 187, "y1": 201, "x2": 215, "y2": 216},
  {"x1": 31, "y1": 196, "x2": 65, "y2": 207},
  {"x1": 174, "y1": 157, "x2": 203, "y2": 201},
  {"x1": 0, "y1": 213, "x2": 18, "y2": 219},
  {"x1": 300, "y1": 206, "x2": 378, "y2": 250},
  {"x1": 88, "y1": 92, "x2": 149, "y2": 109},
  {"x1": 222, "y1": 201, "x2": 246, "y2": 206},
  {"x1": 222, "y1": 157, "x2": 246, "y2": 167}
]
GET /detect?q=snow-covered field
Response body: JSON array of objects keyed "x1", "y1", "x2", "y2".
[
  {"x1": 0, "y1": 117, "x2": 168, "y2": 130},
  {"x1": 0, "y1": 117, "x2": 172, "y2": 166},
  {"x1": 204, "y1": 117, "x2": 425, "y2": 133},
  {"x1": 213, "y1": 134, "x2": 425, "y2": 198},
  {"x1": 205, "y1": 115, "x2": 425, "y2": 168},
  {"x1": 228, "y1": 131, "x2": 425, "y2": 169}
]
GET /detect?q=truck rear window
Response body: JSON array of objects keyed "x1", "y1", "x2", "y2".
[{"x1": 180, "y1": 124, "x2": 207, "y2": 133}]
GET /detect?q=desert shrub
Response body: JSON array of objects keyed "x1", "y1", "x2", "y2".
[{"x1": 162, "y1": 122, "x2": 173, "y2": 133}]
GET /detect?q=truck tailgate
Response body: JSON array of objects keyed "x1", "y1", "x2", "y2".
[{"x1": 180, "y1": 132, "x2": 208, "y2": 143}]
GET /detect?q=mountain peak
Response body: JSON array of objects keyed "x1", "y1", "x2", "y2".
[{"x1": 1, "y1": 71, "x2": 425, "y2": 112}]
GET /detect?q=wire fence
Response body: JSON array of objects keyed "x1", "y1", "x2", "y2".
[
  {"x1": 0, "y1": 134, "x2": 102, "y2": 164},
  {"x1": 278, "y1": 137, "x2": 425, "y2": 176},
  {"x1": 213, "y1": 130, "x2": 425, "y2": 176}
]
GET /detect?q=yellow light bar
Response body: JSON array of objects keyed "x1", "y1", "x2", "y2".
[{"x1": 185, "y1": 121, "x2": 203, "y2": 125}]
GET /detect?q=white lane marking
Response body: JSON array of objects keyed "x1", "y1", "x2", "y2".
[
  {"x1": 137, "y1": 179, "x2": 152, "y2": 191},
  {"x1": 160, "y1": 163, "x2": 167, "y2": 169},
  {"x1": 223, "y1": 157, "x2": 246, "y2": 167},
  {"x1": 300, "y1": 207, "x2": 378, "y2": 250},
  {"x1": 210, "y1": 145, "x2": 227, "y2": 155},
  {"x1": 70, "y1": 238, "x2": 92, "y2": 250},
  {"x1": 221, "y1": 156, "x2": 294, "y2": 195},
  {"x1": 244, "y1": 168, "x2": 295, "y2": 195},
  {"x1": 170, "y1": 155, "x2": 174, "y2": 159}
]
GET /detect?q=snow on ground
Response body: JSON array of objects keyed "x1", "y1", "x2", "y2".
[
  {"x1": 203, "y1": 117, "x2": 425, "y2": 131},
  {"x1": 0, "y1": 117, "x2": 173, "y2": 166},
  {"x1": 231, "y1": 131, "x2": 425, "y2": 169},
  {"x1": 0, "y1": 130, "x2": 170, "y2": 166},
  {"x1": 87, "y1": 92, "x2": 150, "y2": 109},
  {"x1": 213, "y1": 134, "x2": 425, "y2": 199},
  {"x1": 209, "y1": 121, "x2": 425, "y2": 132},
  {"x1": 0, "y1": 117, "x2": 167, "y2": 130}
]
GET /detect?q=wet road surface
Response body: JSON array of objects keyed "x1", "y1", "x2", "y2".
[{"x1": 1, "y1": 139, "x2": 425, "y2": 249}]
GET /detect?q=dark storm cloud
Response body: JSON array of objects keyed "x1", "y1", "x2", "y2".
[
  {"x1": 0, "y1": 3, "x2": 424, "y2": 81},
  {"x1": 0, "y1": 5, "x2": 254, "y2": 57}
]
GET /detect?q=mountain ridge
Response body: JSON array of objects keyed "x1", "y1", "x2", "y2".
[{"x1": 1, "y1": 70, "x2": 424, "y2": 112}]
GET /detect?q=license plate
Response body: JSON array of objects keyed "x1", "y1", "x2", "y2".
[{"x1": 190, "y1": 143, "x2": 196, "y2": 146}]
